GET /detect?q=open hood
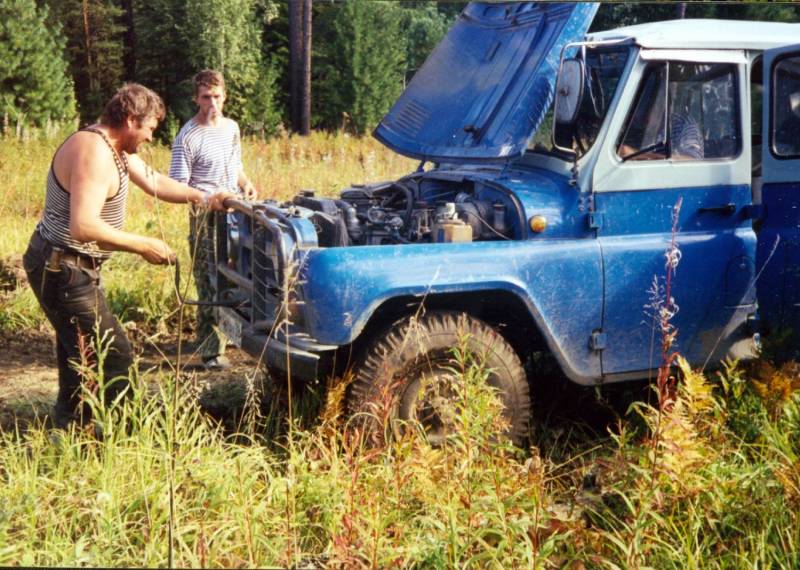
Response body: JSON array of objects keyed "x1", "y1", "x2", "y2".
[{"x1": 373, "y1": 2, "x2": 598, "y2": 163}]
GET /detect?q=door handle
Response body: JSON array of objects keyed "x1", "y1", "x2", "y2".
[{"x1": 698, "y1": 203, "x2": 736, "y2": 215}]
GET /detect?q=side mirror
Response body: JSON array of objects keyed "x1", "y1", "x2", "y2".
[{"x1": 554, "y1": 58, "x2": 584, "y2": 125}]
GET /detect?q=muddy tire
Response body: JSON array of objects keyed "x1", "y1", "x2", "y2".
[{"x1": 346, "y1": 312, "x2": 530, "y2": 446}]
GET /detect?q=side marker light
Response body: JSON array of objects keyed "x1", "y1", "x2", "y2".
[{"x1": 529, "y1": 215, "x2": 547, "y2": 233}]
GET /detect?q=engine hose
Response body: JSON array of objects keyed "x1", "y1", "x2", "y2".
[
  {"x1": 394, "y1": 183, "x2": 414, "y2": 227},
  {"x1": 389, "y1": 229, "x2": 412, "y2": 244},
  {"x1": 375, "y1": 182, "x2": 414, "y2": 225}
]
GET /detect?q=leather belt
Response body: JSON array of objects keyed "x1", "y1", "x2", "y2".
[
  {"x1": 33, "y1": 230, "x2": 104, "y2": 271},
  {"x1": 46, "y1": 246, "x2": 103, "y2": 272}
]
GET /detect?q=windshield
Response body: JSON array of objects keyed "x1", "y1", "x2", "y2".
[{"x1": 531, "y1": 46, "x2": 630, "y2": 157}]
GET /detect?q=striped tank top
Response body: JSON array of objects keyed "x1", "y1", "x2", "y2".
[{"x1": 36, "y1": 128, "x2": 129, "y2": 260}]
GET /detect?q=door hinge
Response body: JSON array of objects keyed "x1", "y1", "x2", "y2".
[
  {"x1": 588, "y1": 211, "x2": 604, "y2": 230},
  {"x1": 590, "y1": 330, "x2": 607, "y2": 351}
]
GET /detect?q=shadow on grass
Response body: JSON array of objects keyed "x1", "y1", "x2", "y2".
[{"x1": 529, "y1": 371, "x2": 651, "y2": 460}]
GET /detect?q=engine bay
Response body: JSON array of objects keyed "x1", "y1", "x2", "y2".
[{"x1": 287, "y1": 176, "x2": 523, "y2": 247}]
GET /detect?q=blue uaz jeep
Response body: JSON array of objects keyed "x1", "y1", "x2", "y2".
[{"x1": 211, "y1": 3, "x2": 800, "y2": 443}]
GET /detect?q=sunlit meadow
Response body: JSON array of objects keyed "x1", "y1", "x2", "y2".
[{"x1": 0, "y1": 125, "x2": 798, "y2": 568}]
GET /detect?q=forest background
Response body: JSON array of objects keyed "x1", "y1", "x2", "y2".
[{"x1": 5, "y1": 0, "x2": 800, "y2": 139}]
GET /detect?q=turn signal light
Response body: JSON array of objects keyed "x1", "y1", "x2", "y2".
[{"x1": 529, "y1": 215, "x2": 547, "y2": 233}]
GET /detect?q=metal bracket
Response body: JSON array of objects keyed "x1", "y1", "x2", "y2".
[
  {"x1": 746, "y1": 312, "x2": 761, "y2": 334},
  {"x1": 588, "y1": 211, "x2": 604, "y2": 230},
  {"x1": 741, "y1": 204, "x2": 765, "y2": 221},
  {"x1": 589, "y1": 330, "x2": 607, "y2": 351}
]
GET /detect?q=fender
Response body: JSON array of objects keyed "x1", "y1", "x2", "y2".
[{"x1": 300, "y1": 237, "x2": 603, "y2": 384}]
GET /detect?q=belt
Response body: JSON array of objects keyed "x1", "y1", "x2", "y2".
[
  {"x1": 52, "y1": 249, "x2": 103, "y2": 271},
  {"x1": 34, "y1": 232, "x2": 103, "y2": 271}
]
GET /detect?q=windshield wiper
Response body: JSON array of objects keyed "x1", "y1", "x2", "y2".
[{"x1": 620, "y1": 140, "x2": 667, "y2": 162}]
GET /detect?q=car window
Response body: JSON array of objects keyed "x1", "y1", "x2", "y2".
[
  {"x1": 573, "y1": 48, "x2": 630, "y2": 153},
  {"x1": 617, "y1": 65, "x2": 668, "y2": 160},
  {"x1": 618, "y1": 62, "x2": 739, "y2": 161},
  {"x1": 772, "y1": 55, "x2": 800, "y2": 158}
]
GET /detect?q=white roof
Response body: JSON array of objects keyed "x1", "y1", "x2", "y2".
[{"x1": 588, "y1": 19, "x2": 800, "y2": 51}]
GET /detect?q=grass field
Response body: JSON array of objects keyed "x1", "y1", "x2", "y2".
[{"x1": 0, "y1": 128, "x2": 798, "y2": 568}]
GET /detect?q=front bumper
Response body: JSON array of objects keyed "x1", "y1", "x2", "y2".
[{"x1": 218, "y1": 306, "x2": 336, "y2": 381}]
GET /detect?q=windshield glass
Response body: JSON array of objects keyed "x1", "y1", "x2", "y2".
[{"x1": 531, "y1": 46, "x2": 630, "y2": 157}]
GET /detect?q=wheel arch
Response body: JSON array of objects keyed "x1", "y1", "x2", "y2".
[{"x1": 335, "y1": 289, "x2": 556, "y2": 377}]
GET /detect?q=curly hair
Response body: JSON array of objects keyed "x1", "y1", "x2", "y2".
[
  {"x1": 100, "y1": 83, "x2": 165, "y2": 128},
  {"x1": 193, "y1": 69, "x2": 225, "y2": 95}
]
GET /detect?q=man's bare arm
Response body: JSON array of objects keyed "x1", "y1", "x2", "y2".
[
  {"x1": 68, "y1": 142, "x2": 175, "y2": 264},
  {"x1": 127, "y1": 153, "x2": 207, "y2": 204},
  {"x1": 128, "y1": 153, "x2": 238, "y2": 209}
]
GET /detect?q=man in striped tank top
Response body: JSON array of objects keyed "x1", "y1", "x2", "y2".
[
  {"x1": 169, "y1": 70, "x2": 259, "y2": 371},
  {"x1": 23, "y1": 84, "x2": 235, "y2": 428}
]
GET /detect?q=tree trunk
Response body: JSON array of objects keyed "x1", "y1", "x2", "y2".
[
  {"x1": 121, "y1": 0, "x2": 136, "y2": 79},
  {"x1": 300, "y1": 0, "x2": 312, "y2": 135},
  {"x1": 676, "y1": 3, "x2": 687, "y2": 19},
  {"x1": 82, "y1": 0, "x2": 95, "y2": 92},
  {"x1": 289, "y1": 0, "x2": 303, "y2": 132}
]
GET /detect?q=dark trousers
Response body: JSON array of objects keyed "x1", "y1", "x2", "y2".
[{"x1": 23, "y1": 231, "x2": 133, "y2": 424}]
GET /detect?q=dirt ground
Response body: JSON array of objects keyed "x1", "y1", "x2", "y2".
[
  {"x1": 0, "y1": 326, "x2": 268, "y2": 432},
  {"x1": 0, "y1": 324, "x2": 641, "y2": 441}
]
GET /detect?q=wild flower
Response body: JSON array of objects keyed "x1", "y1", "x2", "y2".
[
  {"x1": 643, "y1": 196, "x2": 683, "y2": 413},
  {"x1": 750, "y1": 359, "x2": 800, "y2": 421}
]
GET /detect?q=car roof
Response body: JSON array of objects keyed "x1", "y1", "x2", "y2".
[{"x1": 588, "y1": 19, "x2": 800, "y2": 51}]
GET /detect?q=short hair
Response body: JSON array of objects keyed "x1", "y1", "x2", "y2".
[
  {"x1": 100, "y1": 83, "x2": 165, "y2": 128},
  {"x1": 193, "y1": 69, "x2": 225, "y2": 95}
]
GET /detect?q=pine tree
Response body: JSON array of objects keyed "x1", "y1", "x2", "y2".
[
  {"x1": 288, "y1": 0, "x2": 311, "y2": 134},
  {"x1": 131, "y1": 0, "x2": 193, "y2": 138},
  {"x1": 0, "y1": 0, "x2": 76, "y2": 125},
  {"x1": 45, "y1": 0, "x2": 125, "y2": 123},
  {"x1": 260, "y1": 0, "x2": 298, "y2": 129},
  {"x1": 314, "y1": 0, "x2": 406, "y2": 134},
  {"x1": 591, "y1": 2, "x2": 800, "y2": 34},
  {"x1": 182, "y1": 0, "x2": 280, "y2": 133},
  {"x1": 399, "y1": 1, "x2": 450, "y2": 83}
]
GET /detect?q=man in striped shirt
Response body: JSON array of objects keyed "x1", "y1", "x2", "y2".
[
  {"x1": 169, "y1": 70, "x2": 258, "y2": 370},
  {"x1": 669, "y1": 111, "x2": 704, "y2": 161}
]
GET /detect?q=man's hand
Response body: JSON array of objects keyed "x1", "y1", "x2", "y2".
[
  {"x1": 138, "y1": 236, "x2": 177, "y2": 265},
  {"x1": 206, "y1": 191, "x2": 238, "y2": 212},
  {"x1": 242, "y1": 182, "x2": 258, "y2": 201}
]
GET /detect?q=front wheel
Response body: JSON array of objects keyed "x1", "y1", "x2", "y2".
[{"x1": 346, "y1": 312, "x2": 530, "y2": 446}]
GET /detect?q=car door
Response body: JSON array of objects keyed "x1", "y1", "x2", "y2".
[
  {"x1": 591, "y1": 51, "x2": 758, "y2": 379},
  {"x1": 758, "y1": 45, "x2": 800, "y2": 349}
]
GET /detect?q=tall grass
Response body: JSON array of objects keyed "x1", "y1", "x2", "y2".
[{"x1": 1, "y1": 318, "x2": 798, "y2": 567}]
